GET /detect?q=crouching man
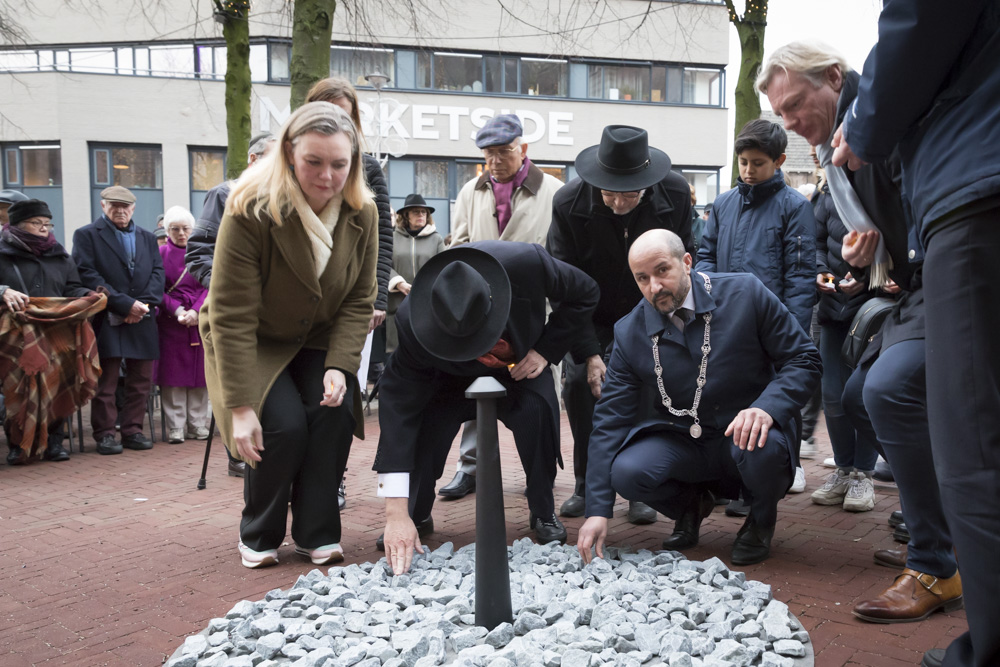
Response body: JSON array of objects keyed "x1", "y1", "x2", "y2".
[{"x1": 577, "y1": 229, "x2": 820, "y2": 566}]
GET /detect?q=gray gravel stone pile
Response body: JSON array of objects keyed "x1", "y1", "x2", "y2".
[{"x1": 167, "y1": 540, "x2": 809, "y2": 667}]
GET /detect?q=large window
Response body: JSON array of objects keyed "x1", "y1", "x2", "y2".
[
  {"x1": 331, "y1": 46, "x2": 394, "y2": 88},
  {"x1": 521, "y1": 58, "x2": 567, "y2": 96},
  {"x1": 190, "y1": 148, "x2": 227, "y2": 217},
  {"x1": 90, "y1": 143, "x2": 164, "y2": 230},
  {"x1": 679, "y1": 168, "x2": 722, "y2": 208},
  {"x1": 418, "y1": 52, "x2": 484, "y2": 92},
  {"x1": 588, "y1": 62, "x2": 650, "y2": 101},
  {"x1": 414, "y1": 161, "x2": 449, "y2": 199},
  {"x1": 3, "y1": 142, "x2": 65, "y2": 241}
]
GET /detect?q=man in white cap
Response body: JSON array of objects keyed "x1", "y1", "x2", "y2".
[{"x1": 440, "y1": 114, "x2": 565, "y2": 499}]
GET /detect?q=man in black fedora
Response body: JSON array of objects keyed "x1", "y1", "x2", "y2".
[
  {"x1": 372, "y1": 241, "x2": 599, "y2": 574},
  {"x1": 547, "y1": 125, "x2": 694, "y2": 524}
]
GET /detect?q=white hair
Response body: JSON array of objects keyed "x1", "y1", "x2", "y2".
[
  {"x1": 756, "y1": 40, "x2": 852, "y2": 95},
  {"x1": 162, "y1": 205, "x2": 195, "y2": 227}
]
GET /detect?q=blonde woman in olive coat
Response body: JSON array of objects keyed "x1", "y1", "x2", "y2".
[{"x1": 201, "y1": 102, "x2": 378, "y2": 569}]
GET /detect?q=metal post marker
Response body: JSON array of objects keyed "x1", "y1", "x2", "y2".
[{"x1": 465, "y1": 376, "x2": 514, "y2": 630}]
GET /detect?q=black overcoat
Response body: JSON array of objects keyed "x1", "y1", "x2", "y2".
[
  {"x1": 373, "y1": 241, "x2": 599, "y2": 475},
  {"x1": 71, "y1": 216, "x2": 164, "y2": 360}
]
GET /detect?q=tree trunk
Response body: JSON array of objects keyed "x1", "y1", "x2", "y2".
[
  {"x1": 729, "y1": 2, "x2": 767, "y2": 187},
  {"x1": 222, "y1": 13, "x2": 251, "y2": 180},
  {"x1": 289, "y1": 0, "x2": 337, "y2": 111}
]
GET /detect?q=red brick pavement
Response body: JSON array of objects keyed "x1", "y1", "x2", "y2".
[{"x1": 0, "y1": 406, "x2": 966, "y2": 666}]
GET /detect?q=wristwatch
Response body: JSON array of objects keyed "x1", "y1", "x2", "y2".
[{"x1": 0, "y1": 285, "x2": 8, "y2": 300}]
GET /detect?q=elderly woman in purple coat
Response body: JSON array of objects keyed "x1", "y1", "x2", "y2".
[{"x1": 157, "y1": 206, "x2": 210, "y2": 443}]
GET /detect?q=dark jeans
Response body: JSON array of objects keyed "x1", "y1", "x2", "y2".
[
  {"x1": 610, "y1": 426, "x2": 792, "y2": 530},
  {"x1": 408, "y1": 382, "x2": 558, "y2": 524},
  {"x1": 240, "y1": 348, "x2": 355, "y2": 552},
  {"x1": 923, "y1": 208, "x2": 1000, "y2": 667},
  {"x1": 843, "y1": 340, "x2": 956, "y2": 579},
  {"x1": 821, "y1": 321, "x2": 879, "y2": 471},
  {"x1": 92, "y1": 357, "x2": 153, "y2": 440},
  {"x1": 801, "y1": 307, "x2": 822, "y2": 441}
]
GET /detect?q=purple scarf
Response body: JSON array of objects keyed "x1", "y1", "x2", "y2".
[
  {"x1": 2, "y1": 224, "x2": 59, "y2": 256},
  {"x1": 491, "y1": 157, "x2": 532, "y2": 234}
]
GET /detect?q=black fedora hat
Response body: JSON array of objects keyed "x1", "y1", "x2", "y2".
[
  {"x1": 408, "y1": 247, "x2": 511, "y2": 362},
  {"x1": 575, "y1": 125, "x2": 672, "y2": 192},
  {"x1": 397, "y1": 193, "x2": 435, "y2": 215}
]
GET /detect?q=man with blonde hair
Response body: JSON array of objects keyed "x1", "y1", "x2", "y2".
[{"x1": 758, "y1": 41, "x2": 963, "y2": 628}]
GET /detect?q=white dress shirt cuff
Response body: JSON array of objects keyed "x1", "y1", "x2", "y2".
[{"x1": 377, "y1": 472, "x2": 410, "y2": 498}]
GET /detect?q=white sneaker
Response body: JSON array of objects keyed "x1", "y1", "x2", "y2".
[
  {"x1": 822, "y1": 457, "x2": 837, "y2": 469},
  {"x1": 238, "y1": 542, "x2": 278, "y2": 569},
  {"x1": 168, "y1": 428, "x2": 184, "y2": 444},
  {"x1": 843, "y1": 471, "x2": 876, "y2": 512},
  {"x1": 295, "y1": 543, "x2": 344, "y2": 566},
  {"x1": 800, "y1": 439, "x2": 817, "y2": 459},
  {"x1": 811, "y1": 469, "x2": 852, "y2": 505},
  {"x1": 789, "y1": 466, "x2": 807, "y2": 493},
  {"x1": 186, "y1": 426, "x2": 211, "y2": 440}
]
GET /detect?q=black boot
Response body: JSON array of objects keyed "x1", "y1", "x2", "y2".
[
  {"x1": 731, "y1": 514, "x2": 775, "y2": 565},
  {"x1": 559, "y1": 478, "x2": 586, "y2": 517},
  {"x1": 662, "y1": 487, "x2": 714, "y2": 550}
]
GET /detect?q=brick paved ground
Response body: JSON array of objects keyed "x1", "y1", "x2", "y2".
[{"x1": 0, "y1": 404, "x2": 966, "y2": 666}]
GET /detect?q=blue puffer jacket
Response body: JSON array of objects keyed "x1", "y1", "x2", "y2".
[
  {"x1": 843, "y1": 0, "x2": 1000, "y2": 239},
  {"x1": 696, "y1": 170, "x2": 816, "y2": 335}
]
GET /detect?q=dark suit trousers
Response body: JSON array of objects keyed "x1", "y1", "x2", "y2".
[
  {"x1": 843, "y1": 340, "x2": 956, "y2": 579},
  {"x1": 610, "y1": 427, "x2": 791, "y2": 530},
  {"x1": 923, "y1": 209, "x2": 1000, "y2": 667},
  {"x1": 240, "y1": 348, "x2": 354, "y2": 552},
  {"x1": 92, "y1": 357, "x2": 153, "y2": 439},
  {"x1": 408, "y1": 382, "x2": 558, "y2": 524},
  {"x1": 562, "y1": 353, "x2": 596, "y2": 483}
]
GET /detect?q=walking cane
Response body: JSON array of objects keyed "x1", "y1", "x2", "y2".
[{"x1": 197, "y1": 413, "x2": 216, "y2": 490}]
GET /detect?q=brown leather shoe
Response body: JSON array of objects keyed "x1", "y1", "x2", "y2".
[
  {"x1": 873, "y1": 547, "x2": 907, "y2": 569},
  {"x1": 853, "y1": 568, "x2": 963, "y2": 623}
]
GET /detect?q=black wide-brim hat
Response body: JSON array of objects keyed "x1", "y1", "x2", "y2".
[
  {"x1": 409, "y1": 247, "x2": 511, "y2": 362},
  {"x1": 397, "y1": 193, "x2": 435, "y2": 214},
  {"x1": 575, "y1": 125, "x2": 672, "y2": 192}
]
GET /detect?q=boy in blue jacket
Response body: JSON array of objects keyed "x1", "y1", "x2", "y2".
[{"x1": 697, "y1": 118, "x2": 817, "y2": 500}]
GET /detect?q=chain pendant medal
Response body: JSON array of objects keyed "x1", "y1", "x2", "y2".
[{"x1": 652, "y1": 272, "x2": 713, "y2": 441}]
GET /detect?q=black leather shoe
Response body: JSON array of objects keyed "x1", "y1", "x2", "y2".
[
  {"x1": 662, "y1": 489, "x2": 714, "y2": 550},
  {"x1": 731, "y1": 515, "x2": 774, "y2": 565},
  {"x1": 530, "y1": 512, "x2": 567, "y2": 544},
  {"x1": 228, "y1": 460, "x2": 246, "y2": 478},
  {"x1": 559, "y1": 493, "x2": 585, "y2": 517},
  {"x1": 96, "y1": 435, "x2": 123, "y2": 455},
  {"x1": 873, "y1": 459, "x2": 894, "y2": 482},
  {"x1": 43, "y1": 443, "x2": 70, "y2": 462},
  {"x1": 121, "y1": 433, "x2": 153, "y2": 450},
  {"x1": 888, "y1": 510, "x2": 904, "y2": 528},
  {"x1": 725, "y1": 497, "x2": 750, "y2": 517},
  {"x1": 438, "y1": 471, "x2": 475, "y2": 499},
  {"x1": 920, "y1": 648, "x2": 945, "y2": 667},
  {"x1": 627, "y1": 501, "x2": 658, "y2": 525},
  {"x1": 376, "y1": 516, "x2": 434, "y2": 552},
  {"x1": 6, "y1": 446, "x2": 26, "y2": 465},
  {"x1": 559, "y1": 478, "x2": 586, "y2": 517},
  {"x1": 893, "y1": 522, "x2": 911, "y2": 544}
]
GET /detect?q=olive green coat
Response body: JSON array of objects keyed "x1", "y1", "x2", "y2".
[{"x1": 200, "y1": 200, "x2": 378, "y2": 464}]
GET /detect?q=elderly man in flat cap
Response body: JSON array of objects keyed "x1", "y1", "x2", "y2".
[
  {"x1": 72, "y1": 186, "x2": 164, "y2": 455},
  {"x1": 440, "y1": 114, "x2": 565, "y2": 499}
]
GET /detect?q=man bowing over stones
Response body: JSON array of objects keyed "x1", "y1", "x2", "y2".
[
  {"x1": 577, "y1": 230, "x2": 820, "y2": 566},
  {"x1": 373, "y1": 241, "x2": 598, "y2": 574}
]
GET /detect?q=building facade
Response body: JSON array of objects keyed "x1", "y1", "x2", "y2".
[{"x1": 1, "y1": 0, "x2": 730, "y2": 243}]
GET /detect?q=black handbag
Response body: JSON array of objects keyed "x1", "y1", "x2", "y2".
[{"x1": 841, "y1": 297, "x2": 896, "y2": 370}]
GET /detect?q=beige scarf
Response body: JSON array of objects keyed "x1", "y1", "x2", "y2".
[{"x1": 290, "y1": 187, "x2": 343, "y2": 278}]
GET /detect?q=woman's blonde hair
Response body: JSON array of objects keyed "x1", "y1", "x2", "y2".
[
  {"x1": 306, "y1": 77, "x2": 369, "y2": 152},
  {"x1": 395, "y1": 207, "x2": 435, "y2": 230},
  {"x1": 227, "y1": 102, "x2": 372, "y2": 224}
]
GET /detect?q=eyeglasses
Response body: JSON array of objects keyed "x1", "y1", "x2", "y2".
[
  {"x1": 167, "y1": 226, "x2": 192, "y2": 233},
  {"x1": 601, "y1": 190, "x2": 642, "y2": 201},
  {"x1": 482, "y1": 145, "x2": 520, "y2": 161},
  {"x1": 22, "y1": 220, "x2": 54, "y2": 230}
]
